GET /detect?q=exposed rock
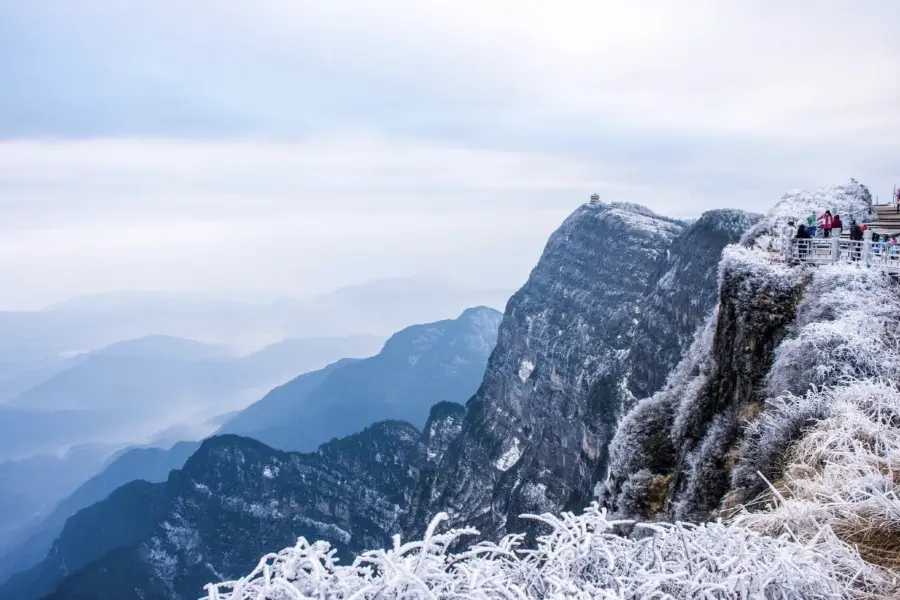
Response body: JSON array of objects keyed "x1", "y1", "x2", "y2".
[{"x1": 408, "y1": 202, "x2": 758, "y2": 539}]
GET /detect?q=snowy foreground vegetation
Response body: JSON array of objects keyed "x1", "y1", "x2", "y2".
[
  {"x1": 204, "y1": 504, "x2": 884, "y2": 600},
  {"x1": 207, "y1": 184, "x2": 900, "y2": 599}
]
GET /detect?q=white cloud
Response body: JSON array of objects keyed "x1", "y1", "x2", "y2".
[
  {"x1": 0, "y1": 136, "x2": 617, "y2": 226},
  {"x1": 0, "y1": 136, "x2": 594, "y2": 308},
  {"x1": 1, "y1": 0, "x2": 899, "y2": 307}
]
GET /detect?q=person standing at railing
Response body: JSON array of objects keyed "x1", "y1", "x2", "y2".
[
  {"x1": 831, "y1": 214, "x2": 843, "y2": 237},
  {"x1": 795, "y1": 223, "x2": 810, "y2": 259},
  {"x1": 806, "y1": 213, "x2": 818, "y2": 238},
  {"x1": 874, "y1": 234, "x2": 886, "y2": 258},
  {"x1": 817, "y1": 210, "x2": 833, "y2": 238},
  {"x1": 850, "y1": 221, "x2": 863, "y2": 261}
]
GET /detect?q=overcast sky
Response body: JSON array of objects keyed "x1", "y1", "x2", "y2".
[{"x1": 2, "y1": 1, "x2": 898, "y2": 309}]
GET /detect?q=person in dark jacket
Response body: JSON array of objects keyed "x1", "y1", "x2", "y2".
[
  {"x1": 849, "y1": 221, "x2": 863, "y2": 260},
  {"x1": 795, "y1": 224, "x2": 810, "y2": 259}
]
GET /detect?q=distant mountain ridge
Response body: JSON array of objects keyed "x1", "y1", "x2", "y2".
[
  {"x1": 0, "y1": 277, "x2": 512, "y2": 362},
  {"x1": 219, "y1": 306, "x2": 503, "y2": 451},
  {"x1": 1, "y1": 333, "x2": 385, "y2": 457},
  {"x1": 0, "y1": 307, "x2": 502, "y2": 593}
]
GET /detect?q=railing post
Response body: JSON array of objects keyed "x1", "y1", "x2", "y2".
[
  {"x1": 831, "y1": 235, "x2": 840, "y2": 262},
  {"x1": 863, "y1": 230, "x2": 873, "y2": 267}
]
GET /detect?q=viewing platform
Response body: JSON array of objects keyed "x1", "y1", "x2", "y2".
[{"x1": 784, "y1": 203, "x2": 900, "y2": 274}]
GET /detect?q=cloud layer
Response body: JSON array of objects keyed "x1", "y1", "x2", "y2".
[{"x1": 1, "y1": 0, "x2": 898, "y2": 307}]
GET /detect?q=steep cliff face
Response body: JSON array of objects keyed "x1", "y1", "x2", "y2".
[
  {"x1": 603, "y1": 180, "x2": 878, "y2": 522},
  {"x1": 624, "y1": 209, "x2": 762, "y2": 404},
  {"x1": 21, "y1": 404, "x2": 468, "y2": 600},
  {"x1": 409, "y1": 203, "x2": 758, "y2": 539}
]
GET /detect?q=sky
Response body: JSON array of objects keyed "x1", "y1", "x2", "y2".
[{"x1": 1, "y1": 0, "x2": 899, "y2": 309}]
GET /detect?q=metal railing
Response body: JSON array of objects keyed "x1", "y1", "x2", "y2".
[{"x1": 784, "y1": 235, "x2": 900, "y2": 273}]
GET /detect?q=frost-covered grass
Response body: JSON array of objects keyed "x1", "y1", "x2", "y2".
[
  {"x1": 766, "y1": 264, "x2": 900, "y2": 396},
  {"x1": 204, "y1": 505, "x2": 877, "y2": 600},
  {"x1": 735, "y1": 381, "x2": 900, "y2": 588}
]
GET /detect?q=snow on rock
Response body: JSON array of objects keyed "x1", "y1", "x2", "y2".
[
  {"x1": 494, "y1": 438, "x2": 521, "y2": 471},
  {"x1": 409, "y1": 201, "x2": 757, "y2": 542},
  {"x1": 517, "y1": 359, "x2": 535, "y2": 383},
  {"x1": 603, "y1": 181, "x2": 900, "y2": 596}
]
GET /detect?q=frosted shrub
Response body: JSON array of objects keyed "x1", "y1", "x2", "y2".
[
  {"x1": 767, "y1": 265, "x2": 900, "y2": 396},
  {"x1": 736, "y1": 381, "x2": 900, "y2": 589},
  {"x1": 731, "y1": 392, "x2": 829, "y2": 503},
  {"x1": 206, "y1": 504, "x2": 872, "y2": 600}
]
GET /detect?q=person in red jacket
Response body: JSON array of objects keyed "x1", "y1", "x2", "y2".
[
  {"x1": 831, "y1": 213, "x2": 843, "y2": 237},
  {"x1": 818, "y1": 210, "x2": 833, "y2": 237}
]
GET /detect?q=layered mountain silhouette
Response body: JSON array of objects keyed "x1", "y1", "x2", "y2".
[
  {"x1": 0, "y1": 308, "x2": 502, "y2": 594},
  {"x1": 0, "y1": 334, "x2": 384, "y2": 460},
  {"x1": 219, "y1": 306, "x2": 503, "y2": 451}
]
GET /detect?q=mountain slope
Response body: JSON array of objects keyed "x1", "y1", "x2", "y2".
[
  {"x1": 18, "y1": 405, "x2": 468, "y2": 600},
  {"x1": 408, "y1": 202, "x2": 757, "y2": 539},
  {"x1": 0, "y1": 442, "x2": 200, "y2": 587},
  {"x1": 0, "y1": 480, "x2": 169, "y2": 600},
  {"x1": 220, "y1": 307, "x2": 502, "y2": 452},
  {"x1": 0, "y1": 445, "x2": 111, "y2": 555}
]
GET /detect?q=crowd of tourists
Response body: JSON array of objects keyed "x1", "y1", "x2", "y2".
[
  {"x1": 786, "y1": 208, "x2": 900, "y2": 262},
  {"x1": 790, "y1": 210, "x2": 845, "y2": 239}
]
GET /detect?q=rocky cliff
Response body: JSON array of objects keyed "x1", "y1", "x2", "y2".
[
  {"x1": 407, "y1": 202, "x2": 759, "y2": 539},
  {"x1": 603, "y1": 180, "x2": 878, "y2": 522}
]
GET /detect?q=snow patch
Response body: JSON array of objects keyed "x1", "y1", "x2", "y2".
[
  {"x1": 518, "y1": 359, "x2": 535, "y2": 383},
  {"x1": 495, "y1": 438, "x2": 521, "y2": 471}
]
